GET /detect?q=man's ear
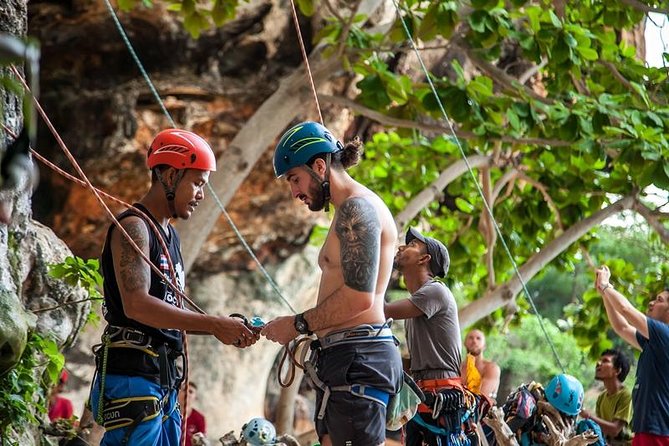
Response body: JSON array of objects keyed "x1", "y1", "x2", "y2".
[
  {"x1": 163, "y1": 167, "x2": 178, "y2": 186},
  {"x1": 419, "y1": 253, "x2": 432, "y2": 267},
  {"x1": 311, "y1": 158, "x2": 327, "y2": 177}
]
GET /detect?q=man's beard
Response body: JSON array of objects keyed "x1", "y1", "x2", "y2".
[{"x1": 307, "y1": 178, "x2": 326, "y2": 212}]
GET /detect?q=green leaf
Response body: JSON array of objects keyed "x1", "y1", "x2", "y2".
[
  {"x1": 466, "y1": 76, "x2": 494, "y2": 101},
  {"x1": 296, "y1": 0, "x2": 315, "y2": 16},
  {"x1": 577, "y1": 47, "x2": 599, "y2": 61},
  {"x1": 455, "y1": 197, "x2": 475, "y2": 213},
  {"x1": 468, "y1": 10, "x2": 489, "y2": 33},
  {"x1": 548, "y1": 10, "x2": 562, "y2": 29},
  {"x1": 212, "y1": 0, "x2": 236, "y2": 26},
  {"x1": 507, "y1": 108, "x2": 520, "y2": 130},
  {"x1": 117, "y1": 0, "x2": 137, "y2": 11}
]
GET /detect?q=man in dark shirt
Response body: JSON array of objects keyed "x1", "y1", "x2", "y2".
[
  {"x1": 90, "y1": 129, "x2": 258, "y2": 446},
  {"x1": 595, "y1": 265, "x2": 669, "y2": 446}
]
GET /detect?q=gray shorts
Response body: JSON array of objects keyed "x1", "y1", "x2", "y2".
[{"x1": 313, "y1": 339, "x2": 403, "y2": 445}]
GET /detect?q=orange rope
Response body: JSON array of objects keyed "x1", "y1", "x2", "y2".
[
  {"x1": 6, "y1": 67, "x2": 204, "y2": 316},
  {"x1": 288, "y1": 0, "x2": 324, "y2": 124}
]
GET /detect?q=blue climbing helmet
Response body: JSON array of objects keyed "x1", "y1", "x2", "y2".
[
  {"x1": 273, "y1": 121, "x2": 343, "y2": 178},
  {"x1": 241, "y1": 417, "x2": 276, "y2": 446},
  {"x1": 545, "y1": 374, "x2": 584, "y2": 416}
]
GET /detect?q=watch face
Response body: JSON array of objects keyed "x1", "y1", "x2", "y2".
[{"x1": 296, "y1": 320, "x2": 306, "y2": 332}]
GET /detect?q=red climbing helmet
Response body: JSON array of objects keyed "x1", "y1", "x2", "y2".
[{"x1": 147, "y1": 129, "x2": 217, "y2": 171}]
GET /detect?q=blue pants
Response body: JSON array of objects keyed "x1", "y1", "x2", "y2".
[{"x1": 90, "y1": 374, "x2": 181, "y2": 446}]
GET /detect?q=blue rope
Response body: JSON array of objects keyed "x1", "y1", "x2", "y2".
[
  {"x1": 103, "y1": 0, "x2": 296, "y2": 315},
  {"x1": 388, "y1": 0, "x2": 565, "y2": 373}
]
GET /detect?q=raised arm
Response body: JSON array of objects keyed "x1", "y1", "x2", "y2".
[{"x1": 595, "y1": 265, "x2": 643, "y2": 350}]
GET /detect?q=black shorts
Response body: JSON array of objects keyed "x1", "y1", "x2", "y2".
[{"x1": 314, "y1": 340, "x2": 403, "y2": 445}]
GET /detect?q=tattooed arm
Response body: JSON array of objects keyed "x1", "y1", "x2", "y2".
[
  {"x1": 110, "y1": 216, "x2": 256, "y2": 346},
  {"x1": 303, "y1": 197, "x2": 381, "y2": 331}
]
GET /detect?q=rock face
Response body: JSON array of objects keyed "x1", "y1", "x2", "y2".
[
  {"x1": 1, "y1": 1, "x2": 90, "y2": 444},
  {"x1": 25, "y1": 0, "x2": 337, "y2": 440}
]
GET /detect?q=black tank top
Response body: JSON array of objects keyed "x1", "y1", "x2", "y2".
[{"x1": 100, "y1": 203, "x2": 184, "y2": 351}]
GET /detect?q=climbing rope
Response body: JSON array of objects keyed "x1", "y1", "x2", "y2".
[
  {"x1": 287, "y1": 0, "x2": 323, "y2": 125},
  {"x1": 1, "y1": 94, "x2": 202, "y2": 315},
  {"x1": 385, "y1": 0, "x2": 565, "y2": 373},
  {"x1": 8, "y1": 68, "x2": 196, "y2": 446},
  {"x1": 102, "y1": 0, "x2": 297, "y2": 315}
]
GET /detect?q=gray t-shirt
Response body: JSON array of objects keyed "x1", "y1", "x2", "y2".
[{"x1": 406, "y1": 279, "x2": 462, "y2": 380}]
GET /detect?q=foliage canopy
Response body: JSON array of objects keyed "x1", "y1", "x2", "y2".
[{"x1": 120, "y1": 0, "x2": 668, "y2": 360}]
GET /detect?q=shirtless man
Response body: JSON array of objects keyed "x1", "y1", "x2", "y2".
[
  {"x1": 461, "y1": 329, "x2": 500, "y2": 401},
  {"x1": 262, "y1": 122, "x2": 403, "y2": 446}
]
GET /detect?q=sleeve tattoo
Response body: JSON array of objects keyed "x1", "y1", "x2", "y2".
[
  {"x1": 335, "y1": 198, "x2": 381, "y2": 292},
  {"x1": 118, "y1": 220, "x2": 150, "y2": 293}
]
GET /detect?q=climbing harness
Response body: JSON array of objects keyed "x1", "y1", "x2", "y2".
[
  {"x1": 407, "y1": 377, "x2": 487, "y2": 446},
  {"x1": 91, "y1": 325, "x2": 185, "y2": 444},
  {"x1": 301, "y1": 323, "x2": 398, "y2": 420}
]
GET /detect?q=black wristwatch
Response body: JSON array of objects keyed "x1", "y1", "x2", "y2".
[{"x1": 294, "y1": 312, "x2": 311, "y2": 335}]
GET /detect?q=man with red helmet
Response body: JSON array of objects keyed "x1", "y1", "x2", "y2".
[{"x1": 89, "y1": 129, "x2": 258, "y2": 446}]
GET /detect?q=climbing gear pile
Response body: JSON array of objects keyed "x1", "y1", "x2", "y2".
[{"x1": 410, "y1": 378, "x2": 486, "y2": 446}]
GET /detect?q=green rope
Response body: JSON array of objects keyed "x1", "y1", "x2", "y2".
[{"x1": 96, "y1": 334, "x2": 111, "y2": 426}]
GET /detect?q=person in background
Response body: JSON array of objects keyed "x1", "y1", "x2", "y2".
[
  {"x1": 580, "y1": 348, "x2": 633, "y2": 446},
  {"x1": 179, "y1": 382, "x2": 207, "y2": 446},
  {"x1": 595, "y1": 265, "x2": 669, "y2": 446},
  {"x1": 49, "y1": 369, "x2": 74, "y2": 422},
  {"x1": 384, "y1": 227, "x2": 463, "y2": 446},
  {"x1": 461, "y1": 329, "x2": 501, "y2": 402}
]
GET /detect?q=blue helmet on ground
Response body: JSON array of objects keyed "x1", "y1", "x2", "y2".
[
  {"x1": 273, "y1": 121, "x2": 343, "y2": 178},
  {"x1": 241, "y1": 417, "x2": 276, "y2": 445},
  {"x1": 545, "y1": 374, "x2": 584, "y2": 416}
]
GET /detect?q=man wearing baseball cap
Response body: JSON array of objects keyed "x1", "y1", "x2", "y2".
[{"x1": 384, "y1": 227, "x2": 463, "y2": 445}]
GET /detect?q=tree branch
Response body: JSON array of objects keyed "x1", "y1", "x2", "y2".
[
  {"x1": 491, "y1": 169, "x2": 520, "y2": 204},
  {"x1": 519, "y1": 59, "x2": 548, "y2": 85},
  {"x1": 480, "y1": 167, "x2": 497, "y2": 288},
  {"x1": 516, "y1": 172, "x2": 564, "y2": 231},
  {"x1": 633, "y1": 198, "x2": 669, "y2": 244},
  {"x1": 456, "y1": 42, "x2": 554, "y2": 105},
  {"x1": 599, "y1": 60, "x2": 667, "y2": 105},
  {"x1": 458, "y1": 195, "x2": 636, "y2": 328},
  {"x1": 393, "y1": 155, "x2": 494, "y2": 230},
  {"x1": 619, "y1": 0, "x2": 669, "y2": 14},
  {"x1": 320, "y1": 94, "x2": 572, "y2": 146}
]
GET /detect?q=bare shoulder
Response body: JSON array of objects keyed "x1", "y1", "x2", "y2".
[
  {"x1": 483, "y1": 359, "x2": 501, "y2": 375},
  {"x1": 336, "y1": 196, "x2": 380, "y2": 238},
  {"x1": 110, "y1": 215, "x2": 150, "y2": 253}
]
